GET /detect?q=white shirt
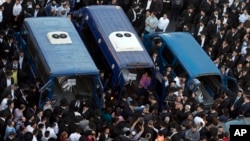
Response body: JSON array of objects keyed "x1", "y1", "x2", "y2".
[
  {"x1": 11, "y1": 89, "x2": 15, "y2": 101},
  {"x1": 7, "y1": 78, "x2": 12, "y2": 87},
  {"x1": 27, "y1": 3, "x2": 33, "y2": 8},
  {"x1": 157, "y1": 17, "x2": 169, "y2": 32},
  {"x1": 51, "y1": 5, "x2": 58, "y2": 12},
  {"x1": 0, "y1": 98, "x2": 8, "y2": 110},
  {"x1": 13, "y1": 3, "x2": 22, "y2": 16},
  {"x1": 146, "y1": 0, "x2": 152, "y2": 10},
  {"x1": 37, "y1": 122, "x2": 46, "y2": 135},
  {"x1": 41, "y1": 136, "x2": 49, "y2": 141},
  {"x1": 54, "y1": 122, "x2": 59, "y2": 135},
  {"x1": 32, "y1": 135, "x2": 38, "y2": 141},
  {"x1": 239, "y1": 14, "x2": 250, "y2": 23},
  {"x1": 69, "y1": 132, "x2": 81, "y2": 141},
  {"x1": 34, "y1": 10, "x2": 39, "y2": 17},
  {"x1": 232, "y1": 2, "x2": 239, "y2": 8},
  {"x1": 26, "y1": 125, "x2": 35, "y2": 133},
  {"x1": 74, "y1": 111, "x2": 81, "y2": 116},
  {"x1": 132, "y1": 9, "x2": 136, "y2": 22},
  {"x1": 174, "y1": 92, "x2": 183, "y2": 99},
  {"x1": 19, "y1": 57, "x2": 23, "y2": 69},
  {"x1": 200, "y1": 37, "x2": 205, "y2": 48},
  {"x1": 215, "y1": 15, "x2": 218, "y2": 23},
  {"x1": 43, "y1": 104, "x2": 52, "y2": 111},
  {"x1": 57, "y1": 6, "x2": 70, "y2": 17},
  {"x1": 174, "y1": 77, "x2": 181, "y2": 87},
  {"x1": 0, "y1": 0, "x2": 5, "y2": 5},
  {"x1": 222, "y1": 17, "x2": 228, "y2": 24},
  {"x1": 228, "y1": 0, "x2": 234, "y2": 7},
  {"x1": 231, "y1": 56, "x2": 235, "y2": 61},
  {"x1": 197, "y1": 26, "x2": 204, "y2": 36},
  {"x1": 46, "y1": 127, "x2": 57, "y2": 139},
  {"x1": 241, "y1": 45, "x2": 248, "y2": 55},
  {"x1": 0, "y1": 11, "x2": 3, "y2": 23},
  {"x1": 222, "y1": 7, "x2": 227, "y2": 15},
  {"x1": 194, "y1": 116, "x2": 205, "y2": 127}
]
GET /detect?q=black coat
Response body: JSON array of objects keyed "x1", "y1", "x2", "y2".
[
  {"x1": 99, "y1": 133, "x2": 111, "y2": 141},
  {"x1": 69, "y1": 100, "x2": 83, "y2": 112},
  {"x1": 171, "y1": 132, "x2": 182, "y2": 141},
  {"x1": 1, "y1": 85, "x2": 18, "y2": 102},
  {"x1": 230, "y1": 96, "x2": 244, "y2": 110},
  {"x1": 181, "y1": 9, "x2": 195, "y2": 24},
  {"x1": 2, "y1": 42, "x2": 16, "y2": 61},
  {"x1": 239, "y1": 102, "x2": 250, "y2": 117},
  {"x1": 194, "y1": 13, "x2": 209, "y2": 25},
  {"x1": 127, "y1": 8, "x2": 136, "y2": 23},
  {"x1": 0, "y1": 77, "x2": 14, "y2": 90},
  {"x1": 230, "y1": 95, "x2": 244, "y2": 118},
  {"x1": 0, "y1": 118, "x2": 6, "y2": 141},
  {"x1": 218, "y1": 96, "x2": 231, "y2": 115}
]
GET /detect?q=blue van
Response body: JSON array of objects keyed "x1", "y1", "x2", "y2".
[
  {"x1": 143, "y1": 32, "x2": 238, "y2": 109},
  {"x1": 15, "y1": 17, "x2": 103, "y2": 108},
  {"x1": 73, "y1": 6, "x2": 155, "y2": 96}
]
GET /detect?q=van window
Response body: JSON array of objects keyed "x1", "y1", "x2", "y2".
[{"x1": 173, "y1": 61, "x2": 185, "y2": 76}]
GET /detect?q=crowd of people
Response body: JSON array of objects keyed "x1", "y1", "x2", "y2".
[{"x1": 0, "y1": 0, "x2": 249, "y2": 141}]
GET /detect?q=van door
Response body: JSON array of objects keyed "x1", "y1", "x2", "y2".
[
  {"x1": 38, "y1": 80, "x2": 52, "y2": 107},
  {"x1": 93, "y1": 77, "x2": 104, "y2": 109},
  {"x1": 227, "y1": 77, "x2": 238, "y2": 94}
]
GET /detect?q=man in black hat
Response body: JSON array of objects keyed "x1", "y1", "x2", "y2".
[
  {"x1": 166, "y1": 80, "x2": 178, "y2": 94},
  {"x1": 197, "y1": 30, "x2": 209, "y2": 49},
  {"x1": 148, "y1": 38, "x2": 162, "y2": 56},
  {"x1": 53, "y1": 98, "x2": 69, "y2": 117},
  {"x1": 1, "y1": 84, "x2": 18, "y2": 105},
  {"x1": 2, "y1": 36, "x2": 16, "y2": 61},
  {"x1": 17, "y1": 89, "x2": 29, "y2": 107},
  {"x1": 215, "y1": 26, "x2": 227, "y2": 45},
  {"x1": 168, "y1": 124, "x2": 182, "y2": 141},
  {"x1": 0, "y1": 55, "x2": 9, "y2": 70},
  {"x1": 194, "y1": 20, "x2": 207, "y2": 40},
  {"x1": 181, "y1": 5, "x2": 195, "y2": 25},
  {"x1": 127, "y1": 3, "x2": 140, "y2": 27},
  {"x1": 3, "y1": 99, "x2": 15, "y2": 120},
  {"x1": 205, "y1": 44, "x2": 216, "y2": 60},
  {"x1": 229, "y1": 88, "x2": 244, "y2": 118},
  {"x1": 69, "y1": 94, "x2": 83, "y2": 113},
  {"x1": 217, "y1": 91, "x2": 231, "y2": 116},
  {"x1": 0, "y1": 31, "x2": 5, "y2": 52},
  {"x1": 0, "y1": 69, "x2": 14, "y2": 92},
  {"x1": 68, "y1": 115, "x2": 82, "y2": 134},
  {"x1": 225, "y1": 26, "x2": 241, "y2": 45},
  {"x1": 7, "y1": 60, "x2": 19, "y2": 85}
]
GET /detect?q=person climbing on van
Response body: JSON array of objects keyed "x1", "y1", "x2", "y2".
[{"x1": 137, "y1": 71, "x2": 152, "y2": 96}]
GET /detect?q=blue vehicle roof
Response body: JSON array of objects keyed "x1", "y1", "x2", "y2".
[
  {"x1": 24, "y1": 17, "x2": 99, "y2": 76},
  {"x1": 82, "y1": 5, "x2": 154, "y2": 69},
  {"x1": 159, "y1": 32, "x2": 221, "y2": 78}
]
